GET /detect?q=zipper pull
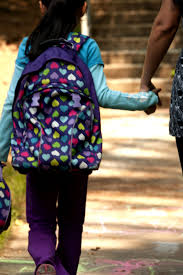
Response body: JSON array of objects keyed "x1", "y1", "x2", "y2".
[
  {"x1": 31, "y1": 92, "x2": 41, "y2": 107},
  {"x1": 72, "y1": 94, "x2": 81, "y2": 108}
]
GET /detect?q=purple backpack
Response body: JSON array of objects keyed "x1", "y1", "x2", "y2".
[
  {"x1": 0, "y1": 164, "x2": 11, "y2": 234},
  {"x1": 11, "y1": 33, "x2": 102, "y2": 173}
]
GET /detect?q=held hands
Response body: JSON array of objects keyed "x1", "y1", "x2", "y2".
[
  {"x1": 140, "y1": 82, "x2": 162, "y2": 115},
  {"x1": 145, "y1": 88, "x2": 162, "y2": 115}
]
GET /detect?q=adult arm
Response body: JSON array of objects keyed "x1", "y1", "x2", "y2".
[{"x1": 140, "y1": 0, "x2": 181, "y2": 91}]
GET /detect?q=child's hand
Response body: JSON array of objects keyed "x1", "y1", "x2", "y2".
[{"x1": 145, "y1": 88, "x2": 162, "y2": 115}]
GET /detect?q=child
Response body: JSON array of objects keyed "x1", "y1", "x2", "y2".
[{"x1": 0, "y1": 0, "x2": 160, "y2": 274}]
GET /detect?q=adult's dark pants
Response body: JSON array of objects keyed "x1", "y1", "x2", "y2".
[
  {"x1": 176, "y1": 137, "x2": 183, "y2": 173},
  {"x1": 26, "y1": 170, "x2": 88, "y2": 275}
]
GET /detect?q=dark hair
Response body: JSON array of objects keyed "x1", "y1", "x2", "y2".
[
  {"x1": 174, "y1": 0, "x2": 183, "y2": 11},
  {"x1": 26, "y1": 0, "x2": 86, "y2": 60},
  {"x1": 174, "y1": 0, "x2": 183, "y2": 4}
]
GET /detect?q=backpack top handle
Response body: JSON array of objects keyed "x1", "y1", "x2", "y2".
[{"x1": 40, "y1": 38, "x2": 74, "y2": 51}]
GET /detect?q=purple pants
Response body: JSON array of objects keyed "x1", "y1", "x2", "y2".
[{"x1": 26, "y1": 170, "x2": 89, "y2": 275}]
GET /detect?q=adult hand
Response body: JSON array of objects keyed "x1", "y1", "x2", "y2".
[{"x1": 144, "y1": 88, "x2": 162, "y2": 115}]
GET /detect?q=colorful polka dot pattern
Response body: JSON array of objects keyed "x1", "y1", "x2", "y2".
[
  {"x1": 0, "y1": 179, "x2": 11, "y2": 231},
  {"x1": 11, "y1": 33, "x2": 102, "y2": 173}
]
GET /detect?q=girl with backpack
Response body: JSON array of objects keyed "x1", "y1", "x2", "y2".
[{"x1": 0, "y1": 0, "x2": 160, "y2": 274}]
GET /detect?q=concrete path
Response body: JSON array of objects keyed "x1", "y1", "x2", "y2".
[{"x1": 1, "y1": 108, "x2": 183, "y2": 274}]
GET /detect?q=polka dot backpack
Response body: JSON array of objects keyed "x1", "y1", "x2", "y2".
[
  {"x1": 11, "y1": 33, "x2": 102, "y2": 174},
  {"x1": 0, "y1": 164, "x2": 11, "y2": 234}
]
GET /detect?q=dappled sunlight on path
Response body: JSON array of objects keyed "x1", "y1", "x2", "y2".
[{"x1": 81, "y1": 108, "x2": 183, "y2": 274}]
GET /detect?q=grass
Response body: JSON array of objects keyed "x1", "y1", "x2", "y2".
[{"x1": 0, "y1": 164, "x2": 26, "y2": 250}]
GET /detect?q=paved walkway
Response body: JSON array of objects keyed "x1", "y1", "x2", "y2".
[{"x1": 1, "y1": 108, "x2": 183, "y2": 274}]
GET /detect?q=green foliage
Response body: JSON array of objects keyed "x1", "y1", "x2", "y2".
[
  {"x1": 0, "y1": 164, "x2": 26, "y2": 249},
  {"x1": 171, "y1": 69, "x2": 175, "y2": 78},
  {"x1": 0, "y1": 228, "x2": 10, "y2": 250}
]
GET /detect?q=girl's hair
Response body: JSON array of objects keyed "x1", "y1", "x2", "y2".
[{"x1": 26, "y1": 0, "x2": 86, "y2": 60}]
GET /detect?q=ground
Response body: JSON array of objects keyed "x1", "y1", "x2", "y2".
[{"x1": 1, "y1": 106, "x2": 183, "y2": 274}]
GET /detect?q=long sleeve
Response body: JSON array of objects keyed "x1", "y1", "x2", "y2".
[
  {"x1": 90, "y1": 64, "x2": 159, "y2": 110},
  {"x1": 0, "y1": 64, "x2": 24, "y2": 162}
]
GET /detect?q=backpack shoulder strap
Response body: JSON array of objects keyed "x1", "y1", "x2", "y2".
[{"x1": 68, "y1": 32, "x2": 89, "y2": 52}]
